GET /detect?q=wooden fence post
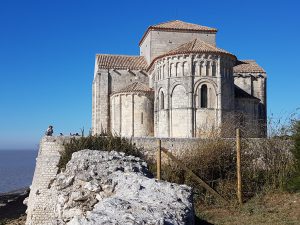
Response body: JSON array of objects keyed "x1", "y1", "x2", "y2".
[
  {"x1": 157, "y1": 139, "x2": 161, "y2": 180},
  {"x1": 161, "y1": 147, "x2": 228, "y2": 204},
  {"x1": 236, "y1": 128, "x2": 242, "y2": 204}
]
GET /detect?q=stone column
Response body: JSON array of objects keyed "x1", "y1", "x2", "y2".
[
  {"x1": 187, "y1": 55, "x2": 194, "y2": 137},
  {"x1": 216, "y1": 56, "x2": 222, "y2": 128},
  {"x1": 166, "y1": 59, "x2": 171, "y2": 137},
  {"x1": 98, "y1": 69, "x2": 109, "y2": 134},
  {"x1": 94, "y1": 72, "x2": 101, "y2": 134},
  {"x1": 119, "y1": 94, "x2": 122, "y2": 135},
  {"x1": 132, "y1": 94, "x2": 134, "y2": 137},
  {"x1": 154, "y1": 64, "x2": 158, "y2": 137}
]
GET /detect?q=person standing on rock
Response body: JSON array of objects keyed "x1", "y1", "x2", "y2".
[{"x1": 45, "y1": 125, "x2": 53, "y2": 136}]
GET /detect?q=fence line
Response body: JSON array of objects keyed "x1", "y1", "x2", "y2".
[{"x1": 156, "y1": 142, "x2": 228, "y2": 204}]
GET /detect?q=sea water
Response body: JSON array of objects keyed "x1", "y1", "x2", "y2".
[{"x1": 0, "y1": 150, "x2": 37, "y2": 193}]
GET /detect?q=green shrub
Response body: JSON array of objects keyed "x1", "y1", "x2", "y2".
[
  {"x1": 58, "y1": 133, "x2": 144, "y2": 171},
  {"x1": 287, "y1": 120, "x2": 300, "y2": 191},
  {"x1": 159, "y1": 136, "x2": 294, "y2": 205}
]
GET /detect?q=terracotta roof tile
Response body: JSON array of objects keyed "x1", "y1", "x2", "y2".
[
  {"x1": 166, "y1": 39, "x2": 234, "y2": 56},
  {"x1": 97, "y1": 54, "x2": 148, "y2": 70},
  {"x1": 139, "y1": 20, "x2": 217, "y2": 46},
  {"x1": 147, "y1": 39, "x2": 235, "y2": 71},
  {"x1": 112, "y1": 82, "x2": 153, "y2": 94},
  {"x1": 234, "y1": 60, "x2": 266, "y2": 74},
  {"x1": 151, "y1": 20, "x2": 217, "y2": 32}
]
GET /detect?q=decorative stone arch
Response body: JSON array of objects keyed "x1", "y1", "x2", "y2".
[
  {"x1": 169, "y1": 62, "x2": 177, "y2": 77},
  {"x1": 170, "y1": 84, "x2": 188, "y2": 108},
  {"x1": 175, "y1": 62, "x2": 180, "y2": 77},
  {"x1": 169, "y1": 81, "x2": 189, "y2": 98},
  {"x1": 193, "y1": 61, "x2": 200, "y2": 76},
  {"x1": 194, "y1": 79, "x2": 218, "y2": 109},
  {"x1": 205, "y1": 61, "x2": 211, "y2": 76},
  {"x1": 170, "y1": 84, "x2": 188, "y2": 137},
  {"x1": 182, "y1": 61, "x2": 189, "y2": 76},
  {"x1": 212, "y1": 61, "x2": 217, "y2": 77},
  {"x1": 156, "y1": 87, "x2": 166, "y2": 110}
]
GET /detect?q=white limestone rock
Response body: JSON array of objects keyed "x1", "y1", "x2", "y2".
[{"x1": 53, "y1": 150, "x2": 194, "y2": 225}]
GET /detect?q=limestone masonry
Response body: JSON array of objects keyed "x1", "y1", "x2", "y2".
[
  {"x1": 92, "y1": 20, "x2": 267, "y2": 138},
  {"x1": 25, "y1": 137, "x2": 195, "y2": 225}
]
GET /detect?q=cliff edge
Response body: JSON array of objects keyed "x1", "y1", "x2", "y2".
[{"x1": 25, "y1": 137, "x2": 194, "y2": 225}]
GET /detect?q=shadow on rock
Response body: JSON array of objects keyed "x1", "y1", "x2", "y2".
[
  {"x1": 0, "y1": 188, "x2": 29, "y2": 221},
  {"x1": 195, "y1": 216, "x2": 214, "y2": 225}
]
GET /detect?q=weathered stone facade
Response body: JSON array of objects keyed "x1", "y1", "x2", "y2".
[{"x1": 92, "y1": 20, "x2": 267, "y2": 138}]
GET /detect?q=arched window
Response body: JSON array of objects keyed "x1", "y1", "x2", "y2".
[
  {"x1": 183, "y1": 62, "x2": 188, "y2": 76},
  {"x1": 160, "y1": 91, "x2": 165, "y2": 110},
  {"x1": 200, "y1": 85, "x2": 208, "y2": 108},
  {"x1": 212, "y1": 62, "x2": 216, "y2": 77},
  {"x1": 206, "y1": 62, "x2": 210, "y2": 76},
  {"x1": 182, "y1": 62, "x2": 185, "y2": 76},
  {"x1": 176, "y1": 62, "x2": 179, "y2": 77},
  {"x1": 141, "y1": 112, "x2": 144, "y2": 124},
  {"x1": 199, "y1": 62, "x2": 202, "y2": 76}
]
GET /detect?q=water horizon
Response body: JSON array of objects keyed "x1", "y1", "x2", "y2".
[{"x1": 0, "y1": 150, "x2": 37, "y2": 194}]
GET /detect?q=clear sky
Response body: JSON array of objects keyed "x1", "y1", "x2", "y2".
[{"x1": 0, "y1": 0, "x2": 299, "y2": 150}]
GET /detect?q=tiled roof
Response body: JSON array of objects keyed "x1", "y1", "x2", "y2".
[
  {"x1": 234, "y1": 60, "x2": 266, "y2": 74},
  {"x1": 151, "y1": 20, "x2": 217, "y2": 32},
  {"x1": 147, "y1": 39, "x2": 235, "y2": 71},
  {"x1": 139, "y1": 20, "x2": 217, "y2": 46},
  {"x1": 235, "y1": 85, "x2": 259, "y2": 100},
  {"x1": 97, "y1": 54, "x2": 148, "y2": 70},
  {"x1": 112, "y1": 82, "x2": 153, "y2": 95},
  {"x1": 166, "y1": 39, "x2": 234, "y2": 56}
]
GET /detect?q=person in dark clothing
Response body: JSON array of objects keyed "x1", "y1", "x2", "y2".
[{"x1": 45, "y1": 125, "x2": 53, "y2": 136}]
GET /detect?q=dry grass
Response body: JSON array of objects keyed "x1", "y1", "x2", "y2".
[
  {"x1": 58, "y1": 133, "x2": 143, "y2": 171},
  {"x1": 197, "y1": 192, "x2": 300, "y2": 225},
  {"x1": 0, "y1": 215, "x2": 26, "y2": 225}
]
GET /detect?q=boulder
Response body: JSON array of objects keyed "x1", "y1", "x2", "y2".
[{"x1": 53, "y1": 150, "x2": 194, "y2": 225}]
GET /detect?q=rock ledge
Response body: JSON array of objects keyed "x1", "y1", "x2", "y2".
[{"x1": 54, "y1": 150, "x2": 194, "y2": 225}]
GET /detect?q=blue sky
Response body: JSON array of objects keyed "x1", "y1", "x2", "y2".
[{"x1": 0, "y1": 0, "x2": 299, "y2": 150}]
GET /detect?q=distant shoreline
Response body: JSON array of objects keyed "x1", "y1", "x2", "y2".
[
  {"x1": 0, "y1": 150, "x2": 36, "y2": 194},
  {"x1": 0, "y1": 187, "x2": 29, "y2": 221}
]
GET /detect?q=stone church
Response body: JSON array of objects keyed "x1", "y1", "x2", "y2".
[{"x1": 92, "y1": 20, "x2": 267, "y2": 138}]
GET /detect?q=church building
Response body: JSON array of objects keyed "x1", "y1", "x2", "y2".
[{"x1": 92, "y1": 20, "x2": 267, "y2": 138}]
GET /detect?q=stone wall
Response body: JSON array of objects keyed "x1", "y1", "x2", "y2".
[
  {"x1": 92, "y1": 68, "x2": 149, "y2": 134},
  {"x1": 26, "y1": 136, "x2": 199, "y2": 224},
  {"x1": 132, "y1": 137, "x2": 213, "y2": 160},
  {"x1": 153, "y1": 53, "x2": 236, "y2": 138},
  {"x1": 110, "y1": 92, "x2": 154, "y2": 137},
  {"x1": 140, "y1": 30, "x2": 216, "y2": 63},
  {"x1": 26, "y1": 136, "x2": 211, "y2": 225},
  {"x1": 26, "y1": 135, "x2": 291, "y2": 224},
  {"x1": 26, "y1": 137, "x2": 66, "y2": 225}
]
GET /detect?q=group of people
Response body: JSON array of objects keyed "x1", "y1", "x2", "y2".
[{"x1": 45, "y1": 125, "x2": 80, "y2": 137}]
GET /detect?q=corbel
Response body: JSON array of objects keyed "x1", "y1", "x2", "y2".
[{"x1": 127, "y1": 69, "x2": 136, "y2": 76}]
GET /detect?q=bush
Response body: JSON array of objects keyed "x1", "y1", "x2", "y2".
[
  {"x1": 159, "y1": 136, "x2": 294, "y2": 205},
  {"x1": 287, "y1": 120, "x2": 300, "y2": 191},
  {"x1": 58, "y1": 133, "x2": 144, "y2": 171}
]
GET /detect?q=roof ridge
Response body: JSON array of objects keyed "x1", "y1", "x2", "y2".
[
  {"x1": 151, "y1": 20, "x2": 178, "y2": 27},
  {"x1": 146, "y1": 38, "x2": 236, "y2": 71},
  {"x1": 191, "y1": 39, "x2": 197, "y2": 50},
  {"x1": 112, "y1": 81, "x2": 153, "y2": 95},
  {"x1": 96, "y1": 54, "x2": 142, "y2": 58},
  {"x1": 169, "y1": 38, "x2": 225, "y2": 53},
  {"x1": 97, "y1": 55, "x2": 148, "y2": 70},
  {"x1": 139, "y1": 20, "x2": 217, "y2": 46},
  {"x1": 233, "y1": 59, "x2": 266, "y2": 74}
]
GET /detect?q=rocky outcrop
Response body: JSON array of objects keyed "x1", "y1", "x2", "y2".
[{"x1": 53, "y1": 150, "x2": 194, "y2": 225}]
